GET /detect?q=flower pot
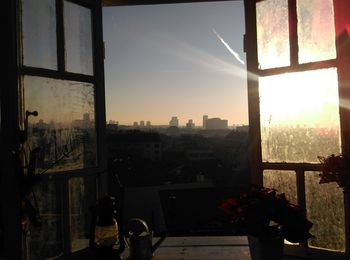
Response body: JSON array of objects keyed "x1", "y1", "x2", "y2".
[{"x1": 247, "y1": 235, "x2": 284, "y2": 260}]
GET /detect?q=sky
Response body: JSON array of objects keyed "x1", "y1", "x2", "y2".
[{"x1": 102, "y1": 1, "x2": 248, "y2": 126}]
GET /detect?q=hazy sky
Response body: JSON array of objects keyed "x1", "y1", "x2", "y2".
[{"x1": 102, "y1": 1, "x2": 248, "y2": 126}]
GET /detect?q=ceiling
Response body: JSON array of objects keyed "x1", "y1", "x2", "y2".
[{"x1": 102, "y1": 0, "x2": 237, "y2": 6}]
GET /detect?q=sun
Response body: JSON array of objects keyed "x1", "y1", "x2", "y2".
[{"x1": 259, "y1": 68, "x2": 339, "y2": 128}]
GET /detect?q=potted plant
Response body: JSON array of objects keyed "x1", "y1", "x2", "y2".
[
  {"x1": 318, "y1": 153, "x2": 350, "y2": 191},
  {"x1": 218, "y1": 186, "x2": 314, "y2": 260}
]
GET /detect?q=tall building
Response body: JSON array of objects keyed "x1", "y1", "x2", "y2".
[
  {"x1": 169, "y1": 116, "x2": 179, "y2": 127},
  {"x1": 205, "y1": 117, "x2": 228, "y2": 130},
  {"x1": 203, "y1": 115, "x2": 208, "y2": 129},
  {"x1": 186, "y1": 119, "x2": 195, "y2": 129},
  {"x1": 140, "y1": 120, "x2": 145, "y2": 127}
]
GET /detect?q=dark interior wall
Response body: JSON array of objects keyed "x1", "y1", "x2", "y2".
[{"x1": 1, "y1": 0, "x2": 22, "y2": 259}]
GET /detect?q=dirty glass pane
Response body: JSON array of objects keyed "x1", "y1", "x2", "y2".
[
  {"x1": 260, "y1": 68, "x2": 341, "y2": 163},
  {"x1": 69, "y1": 176, "x2": 96, "y2": 252},
  {"x1": 28, "y1": 180, "x2": 63, "y2": 259},
  {"x1": 24, "y1": 76, "x2": 97, "y2": 173},
  {"x1": 263, "y1": 170, "x2": 297, "y2": 204},
  {"x1": 305, "y1": 171, "x2": 345, "y2": 251},
  {"x1": 64, "y1": 1, "x2": 94, "y2": 75},
  {"x1": 21, "y1": 0, "x2": 57, "y2": 69},
  {"x1": 297, "y1": 0, "x2": 336, "y2": 64},
  {"x1": 256, "y1": 0, "x2": 290, "y2": 69}
]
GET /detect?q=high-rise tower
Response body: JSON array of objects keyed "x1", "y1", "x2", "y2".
[{"x1": 203, "y1": 115, "x2": 208, "y2": 129}]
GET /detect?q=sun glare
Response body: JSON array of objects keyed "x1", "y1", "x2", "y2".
[{"x1": 259, "y1": 68, "x2": 340, "y2": 128}]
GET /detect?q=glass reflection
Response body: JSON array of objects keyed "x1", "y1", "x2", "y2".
[
  {"x1": 24, "y1": 76, "x2": 97, "y2": 173},
  {"x1": 259, "y1": 68, "x2": 341, "y2": 163},
  {"x1": 263, "y1": 170, "x2": 297, "y2": 204},
  {"x1": 21, "y1": 0, "x2": 57, "y2": 69},
  {"x1": 64, "y1": 1, "x2": 94, "y2": 75},
  {"x1": 297, "y1": 0, "x2": 336, "y2": 64},
  {"x1": 305, "y1": 171, "x2": 345, "y2": 251},
  {"x1": 256, "y1": 0, "x2": 290, "y2": 69},
  {"x1": 69, "y1": 177, "x2": 96, "y2": 252},
  {"x1": 28, "y1": 181, "x2": 63, "y2": 259}
]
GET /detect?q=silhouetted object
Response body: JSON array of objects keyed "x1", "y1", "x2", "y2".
[
  {"x1": 126, "y1": 218, "x2": 166, "y2": 260},
  {"x1": 90, "y1": 196, "x2": 125, "y2": 259}
]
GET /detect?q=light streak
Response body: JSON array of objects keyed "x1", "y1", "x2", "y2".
[{"x1": 213, "y1": 29, "x2": 245, "y2": 65}]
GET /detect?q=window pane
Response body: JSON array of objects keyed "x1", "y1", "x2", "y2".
[
  {"x1": 297, "y1": 0, "x2": 336, "y2": 64},
  {"x1": 263, "y1": 170, "x2": 297, "y2": 205},
  {"x1": 64, "y1": 1, "x2": 94, "y2": 75},
  {"x1": 21, "y1": 0, "x2": 57, "y2": 69},
  {"x1": 28, "y1": 181, "x2": 63, "y2": 259},
  {"x1": 256, "y1": 0, "x2": 290, "y2": 69},
  {"x1": 69, "y1": 177, "x2": 96, "y2": 252},
  {"x1": 259, "y1": 68, "x2": 341, "y2": 163},
  {"x1": 24, "y1": 76, "x2": 97, "y2": 173},
  {"x1": 305, "y1": 171, "x2": 345, "y2": 251}
]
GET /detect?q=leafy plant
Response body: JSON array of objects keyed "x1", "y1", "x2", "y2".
[
  {"x1": 218, "y1": 186, "x2": 314, "y2": 243},
  {"x1": 318, "y1": 154, "x2": 350, "y2": 188}
]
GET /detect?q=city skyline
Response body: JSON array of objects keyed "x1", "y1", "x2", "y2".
[
  {"x1": 107, "y1": 114, "x2": 246, "y2": 128},
  {"x1": 108, "y1": 115, "x2": 239, "y2": 127},
  {"x1": 102, "y1": 1, "x2": 248, "y2": 126}
]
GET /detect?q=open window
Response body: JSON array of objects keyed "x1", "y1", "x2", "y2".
[
  {"x1": 3, "y1": 0, "x2": 349, "y2": 259},
  {"x1": 17, "y1": 0, "x2": 106, "y2": 258},
  {"x1": 245, "y1": 0, "x2": 350, "y2": 258},
  {"x1": 102, "y1": 0, "x2": 250, "y2": 236}
]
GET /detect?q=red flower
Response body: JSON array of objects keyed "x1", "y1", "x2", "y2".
[
  {"x1": 218, "y1": 186, "x2": 314, "y2": 243},
  {"x1": 218, "y1": 198, "x2": 238, "y2": 218}
]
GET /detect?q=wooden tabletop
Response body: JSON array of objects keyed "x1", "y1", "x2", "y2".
[{"x1": 123, "y1": 236, "x2": 251, "y2": 259}]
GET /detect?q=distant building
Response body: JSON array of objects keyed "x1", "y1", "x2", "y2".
[
  {"x1": 166, "y1": 126, "x2": 180, "y2": 136},
  {"x1": 140, "y1": 121, "x2": 145, "y2": 127},
  {"x1": 186, "y1": 119, "x2": 195, "y2": 129},
  {"x1": 109, "y1": 120, "x2": 118, "y2": 125},
  {"x1": 146, "y1": 121, "x2": 151, "y2": 127},
  {"x1": 133, "y1": 122, "x2": 138, "y2": 127},
  {"x1": 236, "y1": 125, "x2": 249, "y2": 132},
  {"x1": 72, "y1": 113, "x2": 94, "y2": 129},
  {"x1": 169, "y1": 116, "x2": 179, "y2": 127},
  {"x1": 185, "y1": 149, "x2": 215, "y2": 161},
  {"x1": 83, "y1": 113, "x2": 90, "y2": 122},
  {"x1": 107, "y1": 122, "x2": 119, "y2": 130},
  {"x1": 107, "y1": 131, "x2": 162, "y2": 161},
  {"x1": 205, "y1": 117, "x2": 228, "y2": 130},
  {"x1": 203, "y1": 115, "x2": 208, "y2": 129},
  {"x1": 36, "y1": 119, "x2": 48, "y2": 129}
]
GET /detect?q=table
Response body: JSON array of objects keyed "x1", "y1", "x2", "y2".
[{"x1": 122, "y1": 236, "x2": 251, "y2": 259}]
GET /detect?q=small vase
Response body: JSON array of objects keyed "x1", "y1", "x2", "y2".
[{"x1": 247, "y1": 235, "x2": 284, "y2": 260}]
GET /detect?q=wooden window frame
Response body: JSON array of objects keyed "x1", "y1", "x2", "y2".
[
  {"x1": 15, "y1": 0, "x2": 107, "y2": 258},
  {"x1": 244, "y1": 0, "x2": 350, "y2": 258}
]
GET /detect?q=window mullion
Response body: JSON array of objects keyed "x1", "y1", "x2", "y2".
[
  {"x1": 258, "y1": 59, "x2": 337, "y2": 77},
  {"x1": 288, "y1": 0, "x2": 299, "y2": 67},
  {"x1": 334, "y1": 0, "x2": 350, "y2": 254},
  {"x1": 296, "y1": 169, "x2": 306, "y2": 210},
  {"x1": 61, "y1": 176, "x2": 72, "y2": 256},
  {"x1": 56, "y1": 0, "x2": 65, "y2": 72},
  {"x1": 244, "y1": 0, "x2": 263, "y2": 185}
]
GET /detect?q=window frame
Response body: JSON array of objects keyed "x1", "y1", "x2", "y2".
[
  {"x1": 16, "y1": 0, "x2": 107, "y2": 257},
  {"x1": 4, "y1": 0, "x2": 348, "y2": 258},
  {"x1": 244, "y1": 0, "x2": 350, "y2": 258}
]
